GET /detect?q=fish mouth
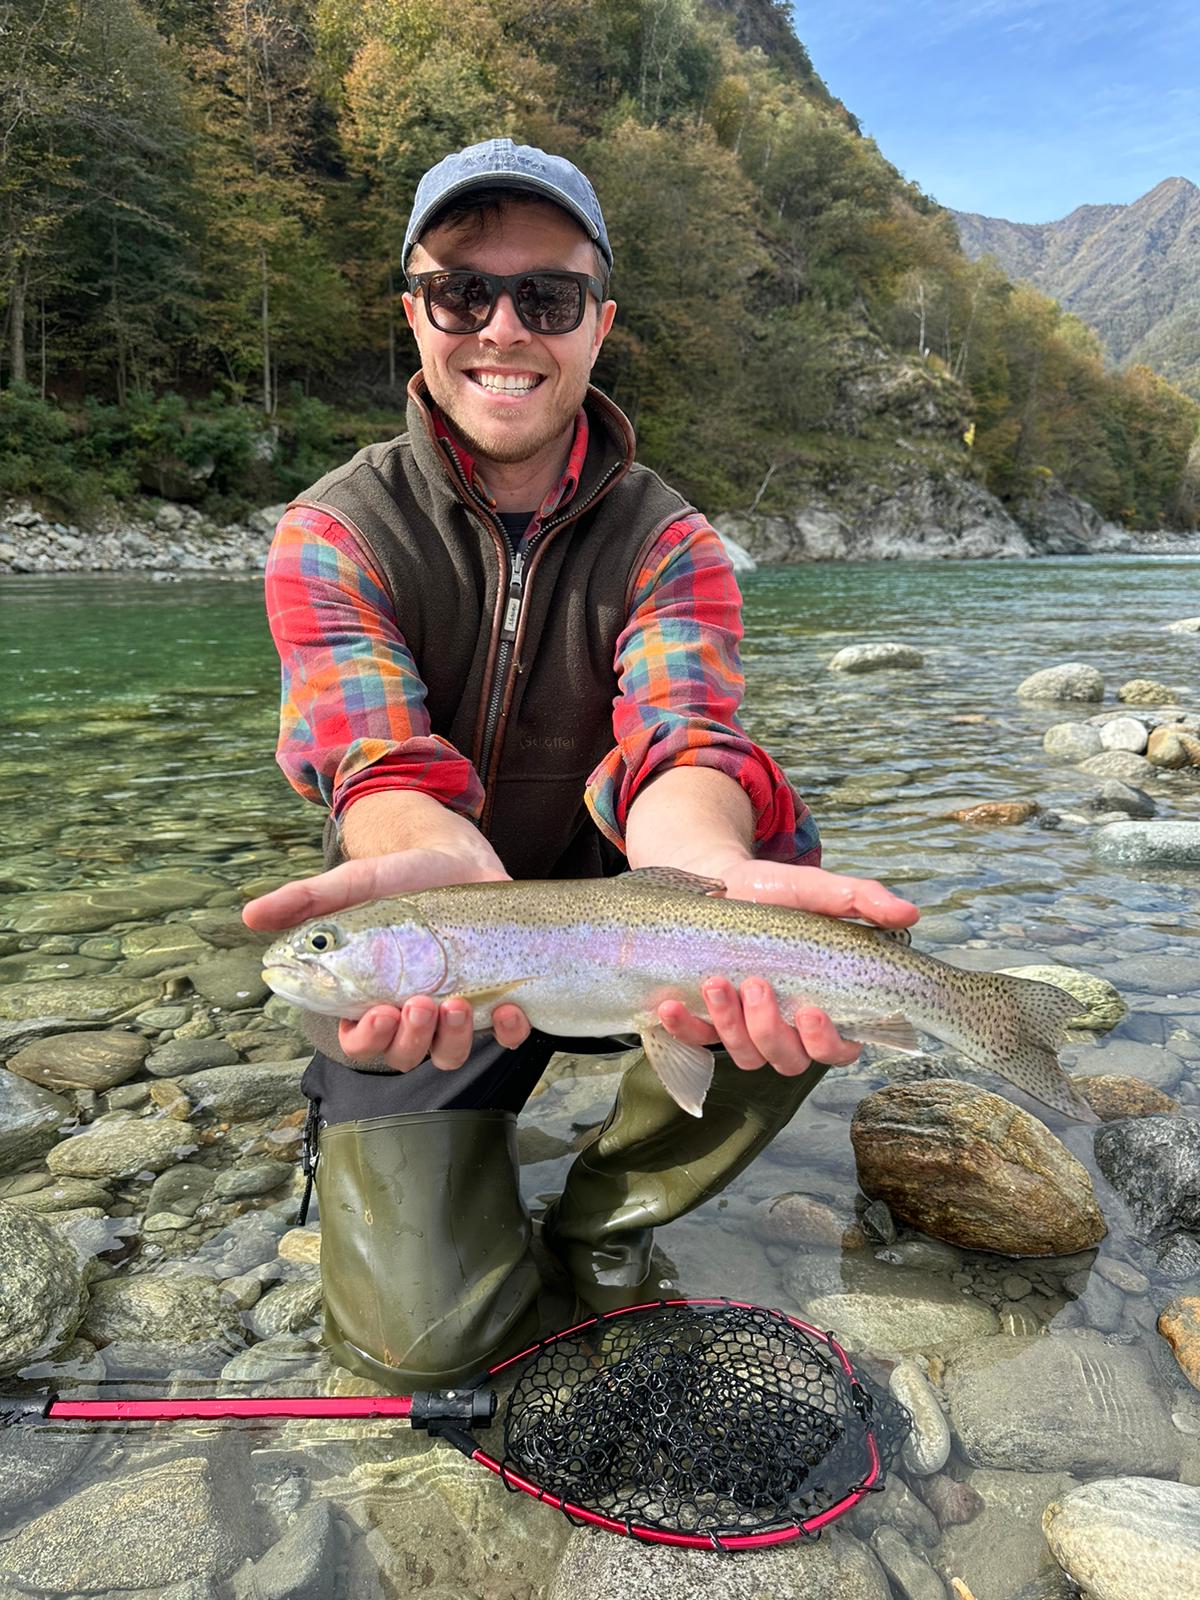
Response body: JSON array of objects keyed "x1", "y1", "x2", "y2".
[{"x1": 260, "y1": 958, "x2": 359, "y2": 1017}]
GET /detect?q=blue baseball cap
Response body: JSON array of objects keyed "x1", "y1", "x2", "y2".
[{"x1": 403, "y1": 138, "x2": 612, "y2": 272}]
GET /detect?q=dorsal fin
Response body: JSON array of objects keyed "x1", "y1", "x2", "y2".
[
  {"x1": 620, "y1": 867, "x2": 727, "y2": 896},
  {"x1": 871, "y1": 925, "x2": 913, "y2": 948}
]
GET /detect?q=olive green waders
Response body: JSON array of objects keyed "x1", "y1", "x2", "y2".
[{"x1": 311, "y1": 1048, "x2": 827, "y2": 1390}]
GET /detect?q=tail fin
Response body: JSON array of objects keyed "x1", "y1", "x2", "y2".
[{"x1": 949, "y1": 971, "x2": 1099, "y2": 1124}]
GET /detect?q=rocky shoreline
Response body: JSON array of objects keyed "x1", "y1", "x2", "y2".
[{"x1": 2, "y1": 486, "x2": 1198, "y2": 576}]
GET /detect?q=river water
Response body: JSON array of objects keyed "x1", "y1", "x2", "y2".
[{"x1": 0, "y1": 560, "x2": 1198, "y2": 1598}]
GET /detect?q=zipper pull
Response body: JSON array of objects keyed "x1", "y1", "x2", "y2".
[{"x1": 501, "y1": 549, "x2": 526, "y2": 639}]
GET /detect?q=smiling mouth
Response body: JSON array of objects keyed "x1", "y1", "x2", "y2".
[{"x1": 466, "y1": 371, "x2": 545, "y2": 395}]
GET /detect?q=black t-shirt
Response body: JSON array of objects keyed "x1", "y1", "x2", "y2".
[{"x1": 498, "y1": 511, "x2": 533, "y2": 552}]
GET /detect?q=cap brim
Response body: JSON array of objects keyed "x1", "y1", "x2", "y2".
[{"x1": 404, "y1": 172, "x2": 609, "y2": 267}]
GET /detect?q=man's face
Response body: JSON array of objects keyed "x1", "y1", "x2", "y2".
[{"x1": 403, "y1": 200, "x2": 617, "y2": 469}]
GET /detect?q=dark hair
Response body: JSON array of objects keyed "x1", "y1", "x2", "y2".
[{"x1": 419, "y1": 186, "x2": 610, "y2": 291}]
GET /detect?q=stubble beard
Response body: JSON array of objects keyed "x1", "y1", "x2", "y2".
[{"x1": 435, "y1": 373, "x2": 584, "y2": 467}]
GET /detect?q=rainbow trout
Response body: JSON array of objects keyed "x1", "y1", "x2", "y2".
[{"x1": 261, "y1": 867, "x2": 1097, "y2": 1123}]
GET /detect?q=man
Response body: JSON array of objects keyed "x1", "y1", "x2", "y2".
[{"x1": 244, "y1": 139, "x2": 916, "y2": 1392}]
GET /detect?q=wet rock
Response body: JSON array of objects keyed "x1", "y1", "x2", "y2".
[
  {"x1": 1147, "y1": 727, "x2": 1200, "y2": 768},
  {"x1": 190, "y1": 910, "x2": 273, "y2": 949},
  {"x1": 942, "y1": 1335, "x2": 1180, "y2": 1476},
  {"x1": 829, "y1": 642, "x2": 925, "y2": 673},
  {"x1": 135, "y1": 1002, "x2": 194, "y2": 1030},
  {"x1": 230, "y1": 1499, "x2": 332, "y2": 1600},
  {"x1": 1043, "y1": 721, "x2": 1103, "y2": 760},
  {"x1": 247, "y1": 1280, "x2": 323, "y2": 1339},
  {"x1": 997, "y1": 963, "x2": 1126, "y2": 1032},
  {"x1": 1078, "y1": 749, "x2": 1156, "y2": 783},
  {"x1": 119, "y1": 921, "x2": 211, "y2": 976},
  {"x1": 0, "y1": 1205, "x2": 88, "y2": 1373},
  {"x1": 278, "y1": 1227, "x2": 321, "y2": 1265},
  {"x1": 794, "y1": 1275, "x2": 998, "y2": 1355},
  {"x1": 211, "y1": 1160, "x2": 290, "y2": 1199},
  {"x1": 1092, "y1": 820, "x2": 1200, "y2": 867},
  {"x1": 1164, "y1": 618, "x2": 1200, "y2": 635},
  {"x1": 1082, "y1": 779, "x2": 1156, "y2": 818},
  {"x1": 870, "y1": 1526, "x2": 949, "y2": 1600},
  {"x1": 146, "y1": 1163, "x2": 216, "y2": 1217},
  {"x1": 850, "y1": 1082, "x2": 1106, "y2": 1256},
  {"x1": 6, "y1": 1027, "x2": 150, "y2": 1091},
  {"x1": 1094, "y1": 1116, "x2": 1200, "y2": 1236},
  {"x1": 0, "y1": 1070, "x2": 72, "y2": 1170},
  {"x1": 0, "y1": 1455, "x2": 249, "y2": 1591},
  {"x1": 193, "y1": 1211, "x2": 289, "y2": 1275},
  {"x1": 0, "y1": 1015, "x2": 111, "y2": 1064},
  {"x1": 186, "y1": 947, "x2": 270, "y2": 1010},
  {"x1": 1042, "y1": 1476, "x2": 1200, "y2": 1600},
  {"x1": 754, "y1": 1191, "x2": 857, "y2": 1248},
  {"x1": 1157, "y1": 1296, "x2": 1200, "y2": 1390},
  {"x1": 47, "y1": 1113, "x2": 197, "y2": 1179},
  {"x1": 0, "y1": 974, "x2": 160, "y2": 1022},
  {"x1": 847, "y1": 1476, "x2": 941, "y2": 1549},
  {"x1": 1099, "y1": 716, "x2": 1149, "y2": 753},
  {"x1": 220, "y1": 1337, "x2": 322, "y2": 1383},
  {"x1": 1155, "y1": 1233, "x2": 1200, "y2": 1285},
  {"x1": 919, "y1": 1473, "x2": 985, "y2": 1529},
  {"x1": 547, "y1": 1523, "x2": 892, "y2": 1599},
  {"x1": 889, "y1": 1359, "x2": 951, "y2": 1477},
  {"x1": 1066, "y1": 1037, "x2": 1184, "y2": 1092},
  {"x1": 1017, "y1": 664, "x2": 1104, "y2": 702},
  {"x1": 946, "y1": 801, "x2": 1039, "y2": 825},
  {"x1": 181, "y1": 1058, "x2": 308, "y2": 1122},
  {"x1": 1073, "y1": 1075, "x2": 1180, "y2": 1120},
  {"x1": 1, "y1": 1176, "x2": 112, "y2": 1214},
  {"x1": 516, "y1": 1126, "x2": 574, "y2": 1164},
  {"x1": 0, "y1": 1418, "x2": 95, "y2": 1520},
  {"x1": 1118, "y1": 678, "x2": 1178, "y2": 704},
  {"x1": 82, "y1": 1273, "x2": 246, "y2": 1350},
  {"x1": 146, "y1": 1037, "x2": 240, "y2": 1077},
  {"x1": 5, "y1": 871, "x2": 226, "y2": 934},
  {"x1": 934, "y1": 1468, "x2": 1080, "y2": 1600}
]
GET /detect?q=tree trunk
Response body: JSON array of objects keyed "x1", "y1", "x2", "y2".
[
  {"x1": 9, "y1": 258, "x2": 28, "y2": 385},
  {"x1": 260, "y1": 242, "x2": 272, "y2": 415}
]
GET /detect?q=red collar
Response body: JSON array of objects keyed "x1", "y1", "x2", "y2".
[{"x1": 430, "y1": 407, "x2": 589, "y2": 524}]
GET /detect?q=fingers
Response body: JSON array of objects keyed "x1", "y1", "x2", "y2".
[
  {"x1": 794, "y1": 1006, "x2": 862, "y2": 1068},
  {"x1": 492, "y1": 1003, "x2": 532, "y2": 1049},
  {"x1": 719, "y1": 861, "x2": 919, "y2": 930},
  {"x1": 337, "y1": 999, "x2": 532, "y2": 1072},
  {"x1": 661, "y1": 979, "x2": 863, "y2": 1078}
]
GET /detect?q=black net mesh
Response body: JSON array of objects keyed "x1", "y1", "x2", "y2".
[{"x1": 500, "y1": 1303, "x2": 911, "y2": 1539}]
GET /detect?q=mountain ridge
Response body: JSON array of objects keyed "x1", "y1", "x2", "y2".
[{"x1": 954, "y1": 177, "x2": 1200, "y2": 396}]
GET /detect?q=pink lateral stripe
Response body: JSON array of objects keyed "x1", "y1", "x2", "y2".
[{"x1": 49, "y1": 1395, "x2": 415, "y2": 1422}]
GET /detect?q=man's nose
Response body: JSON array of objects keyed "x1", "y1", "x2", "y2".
[{"x1": 481, "y1": 289, "x2": 531, "y2": 345}]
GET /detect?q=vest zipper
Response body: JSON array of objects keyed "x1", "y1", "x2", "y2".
[{"x1": 476, "y1": 545, "x2": 527, "y2": 783}]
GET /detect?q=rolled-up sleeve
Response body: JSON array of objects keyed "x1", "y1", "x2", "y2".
[
  {"x1": 265, "y1": 505, "x2": 485, "y2": 821},
  {"x1": 584, "y1": 516, "x2": 820, "y2": 865}
]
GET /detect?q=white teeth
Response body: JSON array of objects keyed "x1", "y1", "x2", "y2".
[{"x1": 470, "y1": 373, "x2": 541, "y2": 393}]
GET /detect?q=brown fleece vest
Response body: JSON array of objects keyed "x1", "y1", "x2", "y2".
[{"x1": 294, "y1": 378, "x2": 694, "y2": 880}]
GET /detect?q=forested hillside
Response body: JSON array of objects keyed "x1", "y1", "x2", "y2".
[
  {"x1": 2, "y1": 0, "x2": 1197, "y2": 532},
  {"x1": 956, "y1": 178, "x2": 1200, "y2": 403}
]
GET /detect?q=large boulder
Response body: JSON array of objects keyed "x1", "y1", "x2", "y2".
[
  {"x1": 0, "y1": 1204, "x2": 88, "y2": 1374},
  {"x1": 1017, "y1": 664, "x2": 1104, "y2": 703},
  {"x1": 1093, "y1": 1116, "x2": 1200, "y2": 1237},
  {"x1": 850, "y1": 1082, "x2": 1106, "y2": 1256},
  {"x1": 1091, "y1": 821, "x2": 1200, "y2": 867},
  {"x1": 6, "y1": 1028, "x2": 150, "y2": 1092},
  {"x1": 1042, "y1": 1477, "x2": 1200, "y2": 1600},
  {"x1": 828, "y1": 642, "x2": 925, "y2": 673},
  {"x1": 46, "y1": 1114, "x2": 197, "y2": 1179},
  {"x1": 0, "y1": 1069, "x2": 71, "y2": 1171}
]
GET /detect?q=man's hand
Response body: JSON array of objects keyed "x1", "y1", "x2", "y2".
[
  {"x1": 656, "y1": 860, "x2": 920, "y2": 1077},
  {"x1": 243, "y1": 844, "x2": 532, "y2": 1072}
]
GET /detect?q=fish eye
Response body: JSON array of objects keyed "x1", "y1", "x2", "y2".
[{"x1": 302, "y1": 924, "x2": 343, "y2": 955}]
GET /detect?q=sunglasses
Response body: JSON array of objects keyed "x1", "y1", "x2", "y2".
[{"x1": 407, "y1": 269, "x2": 606, "y2": 336}]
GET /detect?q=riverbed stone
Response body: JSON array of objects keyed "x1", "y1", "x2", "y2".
[
  {"x1": 146, "y1": 1162, "x2": 216, "y2": 1217},
  {"x1": 942, "y1": 1335, "x2": 1180, "y2": 1476},
  {"x1": 186, "y1": 947, "x2": 270, "y2": 1010},
  {"x1": 230, "y1": 1499, "x2": 332, "y2": 1600},
  {"x1": 82, "y1": 1273, "x2": 246, "y2": 1350},
  {"x1": 1043, "y1": 721, "x2": 1103, "y2": 760},
  {"x1": 1, "y1": 1176, "x2": 112, "y2": 1214},
  {"x1": 0, "y1": 973, "x2": 160, "y2": 1022},
  {"x1": 1082, "y1": 779, "x2": 1157, "y2": 818},
  {"x1": 3, "y1": 871, "x2": 227, "y2": 934},
  {"x1": 850, "y1": 1082, "x2": 1106, "y2": 1256},
  {"x1": 1091, "y1": 820, "x2": 1200, "y2": 868},
  {"x1": 792, "y1": 1274, "x2": 999, "y2": 1355},
  {"x1": 829, "y1": 642, "x2": 925, "y2": 673},
  {"x1": 1164, "y1": 617, "x2": 1200, "y2": 634},
  {"x1": 146, "y1": 1036, "x2": 240, "y2": 1076},
  {"x1": 119, "y1": 921, "x2": 211, "y2": 976},
  {"x1": 1157, "y1": 1296, "x2": 1200, "y2": 1390},
  {"x1": 247, "y1": 1279, "x2": 323, "y2": 1338},
  {"x1": 1017, "y1": 664, "x2": 1104, "y2": 702},
  {"x1": 1074, "y1": 1075, "x2": 1180, "y2": 1119},
  {"x1": 0, "y1": 1418, "x2": 95, "y2": 1520},
  {"x1": 920, "y1": 1474, "x2": 985, "y2": 1529},
  {"x1": 1118, "y1": 678, "x2": 1178, "y2": 704},
  {"x1": 1147, "y1": 727, "x2": 1200, "y2": 768},
  {"x1": 934, "y1": 1468, "x2": 1081, "y2": 1600},
  {"x1": 754, "y1": 1190, "x2": 859, "y2": 1248},
  {"x1": 1093, "y1": 1116, "x2": 1200, "y2": 1236},
  {"x1": 0, "y1": 1454, "x2": 249, "y2": 1591},
  {"x1": 211, "y1": 1160, "x2": 290, "y2": 1200},
  {"x1": 997, "y1": 964, "x2": 1126, "y2": 1032},
  {"x1": 1078, "y1": 749, "x2": 1157, "y2": 782},
  {"x1": 0, "y1": 1204, "x2": 88, "y2": 1373},
  {"x1": 889, "y1": 1359, "x2": 951, "y2": 1477},
  {"x1": 547, "y1": 1522, "x2": 892, "y2": 1599},
  {"x1": 180, "y1": 1058, "x2": 308, "y2": 1122},
  {"x1": 1100, "y1": 716, "x2": 1150, "y2": 753},
  {"x1": 947, "y1": 800, "x2": 1039, "y2": 825},
  {"x1": 869, "y1": 1526, "x2": 948, "y2": 1600},
  {"x1": 0, "y1": 1070, "x2": 72, "y2": 1170},
  {"x1": 46, "y1": 1113, "x2": 197, "y2": 1178},
  {"x1": 1042, "y1": 1476, "x2": 1200, "y2": 1600},
  {"x1": 6, "y1": 1027, "x2": 150, "y2": 1091}
]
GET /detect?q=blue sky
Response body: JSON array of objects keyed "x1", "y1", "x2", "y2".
[{"x1": 791, "y1": 1, "x2": 1200, "y2": 221}]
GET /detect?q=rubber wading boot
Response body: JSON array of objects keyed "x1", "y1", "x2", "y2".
[
  {"x1": 315, "y1": 1109, "x2": 543, "y2": 1392},
  {"x1": 542, "y1": 1051, "x2": 828, "y2": 1312}
]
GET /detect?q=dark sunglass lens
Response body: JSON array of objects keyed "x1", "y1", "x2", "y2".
[
  {"x1": 516, "y1": 274, "x2": 583, "y2": 332},
  {"x1": 428, "y1": 273, "x2": 494, "y2": 331}
]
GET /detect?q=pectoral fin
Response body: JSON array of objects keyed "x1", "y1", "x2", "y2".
[
  {"x1": 831, "y1": 1012, "x2": 922, "y2": 1053},
  {"x1": 640, "y1": 1025, "x2": 714, "y2": 1118},
  {"x1": 455, "y1": 979, "x2": 532, "y2": 1007}
]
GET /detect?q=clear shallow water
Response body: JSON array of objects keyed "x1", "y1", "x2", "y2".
[{"x1": 1, "y1": 562, "x2": 1199, "y2": 1598}]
